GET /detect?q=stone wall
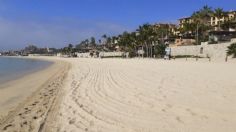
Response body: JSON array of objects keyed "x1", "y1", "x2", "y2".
[
  {"x1": 99, "y1": 52, "x2": 125, "y2": 58},
  {"x1": 76, "y1": 52, "x2": 126, "y2": 58},
  {"x1": 76, "y1": 53, "x2": 91, "y2": 58},
  {"x1": 171, "y1": 40, "x2": 236, "y2": 59}
]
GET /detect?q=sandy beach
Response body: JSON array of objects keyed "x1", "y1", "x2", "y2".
[
  {"x1": 0, "y1": 57, "x2": 70, "y2": 131},
  {"x1": 1, "y1": 57, "x2": 236, "y2": 132},
  {"x1": 51, "y1": 58, "x2": 236, "y2": 132}
]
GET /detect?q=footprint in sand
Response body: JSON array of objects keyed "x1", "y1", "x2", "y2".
[
  {"x1": 161, "y1": 109, "x2": 166, "y2": 112},
  {"x1": 186, "y1": 108, "x2": 197, "y2": 116},
  {"x1": 69, "y1": 118, "x2": 76, "y2": 125},
  {"x1": 3, "y1": 124, "x2": 13, "y2": 131},
  {"x1": 176, "y1": 116, "x2": 184, "y2": 123}
]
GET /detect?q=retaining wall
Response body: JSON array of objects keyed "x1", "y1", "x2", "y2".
[{"x1": 171, "y1": 40, "x2": 236, "y2": 59}]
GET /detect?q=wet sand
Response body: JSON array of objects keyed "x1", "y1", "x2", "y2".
[{"x1": 0, "y1": 57, "x2": 70, "y2": 131}]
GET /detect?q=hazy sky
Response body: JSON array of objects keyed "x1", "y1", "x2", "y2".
[{"x1": 0, "y1": 0, "x2": 236, "y2": 50}]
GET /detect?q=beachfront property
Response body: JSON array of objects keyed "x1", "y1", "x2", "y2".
[
  {"x1": 146, "y1": 10, "x2": 236, "y2": 47},
  {"x1": 168, "y1": 10, "x2": 236, "y2": 46},
  {"x1": 179, "y1": 10, "x2": 236, "y2": 28},
  {"x1": 210, "y1": 10, "x2": 236, "y2": 27},
  {"x1": 179, "y1": 17, "x2": 194, "y2": 28},
  {"x1": 153, "y1": 23, "x2": 179, "y2": 36}
]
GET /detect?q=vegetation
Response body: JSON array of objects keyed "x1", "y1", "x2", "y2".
[
  {"x1": 189, "y1": 5, "x2": 214, "y2": 44},
  {"x1": 213, "y1": 8, "x2": 225, "y2": 29},
  {"x1": 48, "y1": 5, "x2": 236, "y2": 58},
  {"x1": 227, "y1": 43, "x2": 236, "y2": 58},
  {"x1": 180, "y1": 5, "x2": 235, "y2": 44},
  {"x1": 154, "y1": 44, "x2": 166, "y2": 57}
]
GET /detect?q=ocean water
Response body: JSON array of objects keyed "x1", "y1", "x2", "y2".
[{"x1": 0, "y1": 57, "x2": 52, "y2": 84}]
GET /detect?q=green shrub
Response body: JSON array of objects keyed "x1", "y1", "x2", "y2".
[
  {"x1": 227, "y1": 43, "x2": 236, "y2": 58},
  {"x1": 174, "y1": 55, "x2": 203, "y2": 58},
  {"x1": 154, "y1": 44, "x2": 166, "y2": 58}
]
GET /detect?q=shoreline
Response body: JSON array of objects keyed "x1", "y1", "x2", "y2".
[
  {"x1": 0, "y1": 56, "x2": 53, "y2": 85},
  {"x1": 0, "y1": 57, "x2": 54, "y2": 116},
  {"x1": 0, "y1": 57, "x2": 70, "y2": 131}
]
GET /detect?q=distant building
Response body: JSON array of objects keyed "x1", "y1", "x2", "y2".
[
  {"x1": 175, "y1": 10, "x2": 236, "y2": 46},
  {"x1": 178, "y1": 17, "x2": 194, "y2": 28},
  {"x1": 210, "y1": 10, "x2": 236, "y2": 27},
  {"x1": 153, "y1": 23, "x2": 179, "y2": 36},
  {"x1": 179, "y1": 10, "x2": 236, "y2": 30}
]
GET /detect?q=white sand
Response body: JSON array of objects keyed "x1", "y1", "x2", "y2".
[
  {"x1": 50, "y1": 58, "x2": 236, "y2": 132},
  {"x1": 1, "y1": 57, "x2": 236, "y2": 132}
]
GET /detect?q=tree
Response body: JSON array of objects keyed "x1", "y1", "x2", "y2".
[
  {"x1": 68, "y1": 44, "x2": 74, "y2": 52},
  {"x1": 90, "y1": 37, "x2": 96, "y2": 47},
  {"x1": 180, "y1": 23, "x2": 197, "y2": 36},
  {"x1": 107, "y1": 37, "x2": 112, "y2": 47},
  {"x1": 227, "y1": 43, "x2": 236, "y2": 58},
  {"x1": 136, "y1": 23, "x2": 159, "y2": 57},
  {"x1": 154, "y1": 44, "x2": 166, "y2": 58},
  {"x1": 102, "y1": 34, "x2": 107, "y2": 44},
  {"x1": 214, "y1": 8, "x2": 225, "y2": 30},
  {"x1": 62, "y1": 44, "x2": 74, "y2": 55},
  {"x1": 192, "y1": 5, "x2": 213, "y2": 24},
  {"x1": 191, "y1": 5, "x2": 214, "y2": 44},
  {"x1": 24, "y1": 45, "x2": 38, "y2": 53},
  {"x1": 112, "y1": 36, "x2": 118, "y2": 44}
]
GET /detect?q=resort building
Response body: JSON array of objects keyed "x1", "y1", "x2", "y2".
[
  {"x1": 210, "y1": 10, "x2": 236, "y2": 27},
  {"x1": 174, "y1": 10, "x2": 236, "y2": 46},
  {"x1": 179, "y1": 10, "x2": 236, "y2": 29},
  {"x1": 153, "y1": 23, "x2": 179, "y2": 36},
  {"x1": 178, "y1": 17, "x2": 194, "y2": 28}
]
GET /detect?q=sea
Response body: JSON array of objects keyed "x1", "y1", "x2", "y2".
[{"x1": 0, "y1": 57, "x2": 52, "y2": 84}]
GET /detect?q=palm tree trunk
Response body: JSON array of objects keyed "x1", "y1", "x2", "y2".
[
  {"x1": 151, "y1": 45, "x2": 153, "y2": 58},
  {"x1": 142, "y1": 46, "x2": 144, "y2": 58},
  {"x1": 146, "y1": 44, "x2": 148, "y2": 58},
  {"x1": 218, "y1": 21, "x2": 221, "y2": 31}
]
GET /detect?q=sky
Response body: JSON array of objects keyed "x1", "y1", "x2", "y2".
[{"x1": 0, "y1": 0, "x2": 236, "y2": 50}]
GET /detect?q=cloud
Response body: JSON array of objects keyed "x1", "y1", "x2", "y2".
[{"x1": 0, "y1": 17, "x2": 130, "y2": 50}]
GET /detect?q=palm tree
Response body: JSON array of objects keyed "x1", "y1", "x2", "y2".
[
  {"x1": 111, "y1": 36, "x2": 116, "y2": 44},
  {"x1": 90, "y1": 37, "x2": 96, "y2": 47},
  {"x1": 137, "y1": 24, "x2": 148, "y2": 57},
  {"x1": 227, "y1": 43, "x2": 236, "y2": 58},
  {"x1": 84, "y1": 39, "x2": 89, "y2": 47},
  {"x1": 98, "y1": 39, "x2": 102, "y2": 44},
  {"x1": 107, "y1": 37, "x2": 112, "y2": 48},
  {"x1": 102, "y1": 34, "x2": 107, "y2": 44},
  {"x1": 191, "y1": 5, "x2": 214, "y2": 44},
  {"x1": 214, "y1": 8, "x2": 225, "y2": 30},
  {"x1": 68, "y1": 44, "x2": 74, "y2": 53}
]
